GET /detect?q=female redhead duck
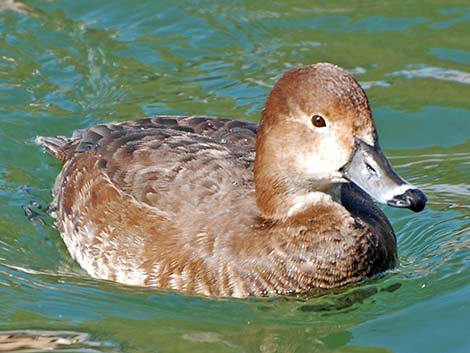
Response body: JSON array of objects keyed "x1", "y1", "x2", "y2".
[{"x1": 38, "y1": 63, "x2": 426, "y2": 297}]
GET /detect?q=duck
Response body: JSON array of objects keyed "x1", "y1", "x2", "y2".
[{"x1": 37, "y1": 63, "x2": 427, "y2": 297}]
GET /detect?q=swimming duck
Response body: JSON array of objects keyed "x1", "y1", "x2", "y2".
[{"x1": 37, "y1": 63, "x2": 426, "y2": 297}]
